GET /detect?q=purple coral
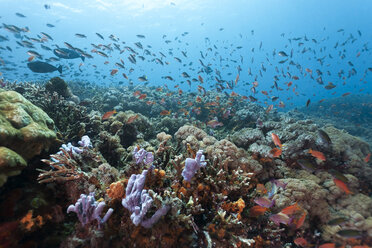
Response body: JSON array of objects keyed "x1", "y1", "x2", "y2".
[
  {"x1": 182, "y1": 150, "x2": 207, "y2": 182},
  {"x1": 122, "y1": 170, "x2": 170, "y2": 228},
  {"x1": 133, "y1": 146, "x2": 154, "y2": 165},
  {"x1": 67, "y1": 192, "x2": 114, "y2": 229}
]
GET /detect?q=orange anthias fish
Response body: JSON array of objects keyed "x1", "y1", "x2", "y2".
[
  {"x1": 138, "y1": 94, "x2": 147, "y2": 100},
  {"x1": 333, "y1": 178, "x2": 352, "y2": 194},
  {"x1": 102, "y1": 110, "x2": 117, "y2": 120},
  {"x1": 364, "y1": 153, "x2": 371, "y2": 163},
  {"x1": 126, "y1": 114, "x2": 139, "y2": 124},
  {"x1": 266, "y1": 104, "x2": 274, "y2": 113},
  {"x1": 308, "y1": 149, "x2": 326, "y2": 161},
  {"x1": 235, "y1": 74, "x2": 240, "y2": 85},
  {"x1": 249, "y1": 205, "x2": 269, "y2": 217},
  {"x1": 318, "y1": 243, "x2": 335, "y2": 248},
  {"x1": 294, "y1": 237, "x2": 308, "y2": 247},
  {"x1": 160, "y1": 110, "x2": 171, "y2": 116},
  {"x1": 133, "y1": 90, "x2": 141, "y2": 96},
  {"x1": 294, "y1": 211, "x2": 307, "y2": 229},
  {"x1": 198, "y1": 75, "x2": 204, "y2": 84},
  {"x1": 271, "y1": 133, "x2": 282, "y2": 148},
  {"x1": 110, "y1": 69, "x2": 118, "y2": 75},
  {"x1": 270, "y1": 147, "x2": 282, "y2": 158},
  {"x1": 256, "y1": 184, "x2": 267, "y2": 194},
  {"x1": 281, "y1": 203, "x2": 302, "y2": 215},
  {"x1": 28, "y1": 55, "x2": 35, "y2": 62}
]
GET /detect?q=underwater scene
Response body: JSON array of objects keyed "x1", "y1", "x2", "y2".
[{"x1": 0, "y1": 0, "x2": 371, "y2": 247}]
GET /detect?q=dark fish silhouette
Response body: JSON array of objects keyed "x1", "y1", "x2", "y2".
[
  {"x1": 27, "y1": 61, "x2": 62, "y2": 73},
  {"x1": 53, "y1": 48, "x2": 85, "y2": 61}
]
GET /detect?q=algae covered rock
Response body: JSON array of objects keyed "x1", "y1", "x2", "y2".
[
  {"x1": 0, "y1": 147, "x2": 27, "y2": 186},
  {"x1": 0, "y1": 90, "x2": 56, "y2": 186}
]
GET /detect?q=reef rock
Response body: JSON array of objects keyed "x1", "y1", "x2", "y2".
[{"x1": 0, "y1": 90, "x2": 56, "y2": 186}]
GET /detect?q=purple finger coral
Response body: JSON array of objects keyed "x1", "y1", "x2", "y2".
[
  {"x1": 122, "y1": 169, "x2": 170, "y2": 228},
  {"x1": 67, "y1": 192, "x2": 114, "y2": 229},
  {"x1": 133, "y1": 146, "x2": 154, "y2": 165},
  {"x1": 182, "y1": 150, "x2": 207, "y2": 182}
]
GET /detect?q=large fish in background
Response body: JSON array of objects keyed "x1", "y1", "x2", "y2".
[
  {"x1": 27, "y1": 61, "x2": 62, "y2": 73},
  {"x1": 53, "y1": 48, "x2": 85, "y2": 61}
]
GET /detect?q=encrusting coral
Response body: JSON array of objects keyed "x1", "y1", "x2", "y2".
[{"x1": 0, "y1": 90, "x2": 56, "y2": 186}]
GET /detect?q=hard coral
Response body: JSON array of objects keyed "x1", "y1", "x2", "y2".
[{"x1": 0, "y1": 90, "x2": 56, "y2": 186}]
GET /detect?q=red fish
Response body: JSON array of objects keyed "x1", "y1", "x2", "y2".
[
  {"x1": 249, "y1": 205, "x2": 269, "y2": 217},
  {"x1": 110, "y1": 69, "x2": 118, "y2": 75},
  {"x1": 28, "y1": 56, "x2": 35, "y2": 62},
  {"x1": 160, "y1": 110, "x2": 171, "y2": 116},
  {"x1": 318, "y1": 244, "x2": 335, "y2": 248},
  {"x1": 271, "y1": 133, "x2": 282, "y2": 148},
  {"x1": 333, "y1": 178, "x2": 352, "y2": 194},
  {"x1": 281, "y1": 203, "x2": 302, "y2": 215},
  {"x1": 308, "y1": 149, "x2": 326, "y2": 161},
  {"x1": 127, "y1": 114, "x2": 139, "y2": 124},
  {"x1": 266, "y1": 104, "x2": 274, "y2": 113},
  {"x1": 294, "y1": 237, "x2": 308, "y2": 247},
  {"x1": 270, "y1": 147, "x2": 282, "y2": 158},
  {"x1": 234, "y1": 74, "x2": 239, "y2": 85},
  {"x1": 294, "y1": 211, "x2": 307, "y2": 229},
  {"x1": 138, "y1": 94, "x2": 147, "y2": 100},
  {"x1": 206, "y1": 119, "x2": 223, "y2": 128},
  {"x1": 256, "y1": 184, "x2": 267, "y2": 194},
  {"x1": 198, "y1": 75, "x2": 204, "y2": 84},
  {"x1": 364, "y1": 153, "x2": 371, "y2": 162},
  {"x1": 102, "y1": 110, "x2": 117, "y2": 120}
]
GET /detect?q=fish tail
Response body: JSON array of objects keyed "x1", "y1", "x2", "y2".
[
  {"x1": 81, "y1": 56, "x2": 85, "y2": 62},
  {"x1": 57, "y1": 65, "x2": 62, "y2": 74}
]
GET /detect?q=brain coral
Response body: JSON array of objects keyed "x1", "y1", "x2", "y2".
[{"x1": 0, "y1": 90, "x2": 56, "y2": 186}]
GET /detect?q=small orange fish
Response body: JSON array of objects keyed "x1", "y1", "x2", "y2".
[
  {"x1": 160, "y1": 110, "x2": 171, "y2": 116},
  {"x1": 281, "y1": 203, "x2": 302, "y2": 215},
  {"x1": 256, "y1": 184, "x2": 267, "y2": 194},
  {"x1": 249, "y1": 205, "x2": 269, "y2": 217},
  {"x1": 364, "y1": 153, "x2": 371, "y2": 163},
  {"x1": 342, "y1": 92, "x2": 351, "y2": 97},
  {"x1": 196, "y1": 96, "x2": 202, "y2": 102},
  {"x1": 294, "y1": 211, "x2": 307, "y2": 229},
  {"x1": 230, "y1": 91, "x2": 238, "y2": 97},
  {"x1": 198, "y1": 75, "x2": 204, "y2": 83},
  {"x1": 308, "y1": 149, "x2": 326, "y2": 161},
  {"x1": 252, "y1": 81, "x2": 259, "y2": 87},
  {"x1": 110, "y1": 69, "x2": 118, "y2": 75},
  {"x1": 271, "y1": 133, "x2": 282, "y2": 148},
  {"x1": 261, "y1": 90, "x2": 268, "y2": 95},
  {"x1": 234, "y1": 74, "x2": 239, "y2": 85},
  {"x1": 102, "y1": 110, "x2": 117, "y2": 120},
  {"x1": 28, "y1": 56, "x2": 35, "y2": 62},
  {"x1": 270, "y1": 147, "x2": 282, "y2": 158},
  {"x1": 133, "y1": 90, "x2": 141, "y2": 96},
  {"x1": 292, "y1": 76, "x2": 299, "y2": 80},
  {"x1": 138, "y1": 94, "x2": 147, "y2": 100},
  {"x1": 294, "y1": 237, "x2": 308, "y2": 247},
  {"x1": 127, "y1": 114, "x2": 139, "y2": 124},
  {"x1": 333, "y1": 178, "x2": 352, "y2": 194},
  {"x1": 266, "y1": 104, "x2": 274, "y2": 113},
  {"x1": 178, "y1": 89, "x2": 183, "y2": 95},
  {"x1": 318, "y1": 243, "x2": 335, "y2": 248},
  {"x1": 287, "y1": 81, "x2": 293, "y2": 87},
  {"x1": 146, "y1": 101, "x2": 155, "y2": 105}
]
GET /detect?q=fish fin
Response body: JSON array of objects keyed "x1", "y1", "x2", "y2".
[
  {"x1": 81, "y1": 56, "x2": 85, "y2": 62},
  {"x1": 57, "y1": 65, "x2": 62, "y2": 74}
]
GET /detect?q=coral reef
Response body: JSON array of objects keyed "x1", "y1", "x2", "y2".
[
  {"x1": 0, "y1": 90, "x2": 56, "y2": 186},
  {"x1": 1, "y1": 82, "x2": 371, "y2": 248}
]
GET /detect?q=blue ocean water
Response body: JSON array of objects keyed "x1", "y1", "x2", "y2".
[{"x1": 0, "y1": 0, "x2": 371, "y2": 108}]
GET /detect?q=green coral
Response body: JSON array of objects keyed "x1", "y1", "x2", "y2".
[{"x1": 0, "y1": 91, "x2": 56, "y2": 186}]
